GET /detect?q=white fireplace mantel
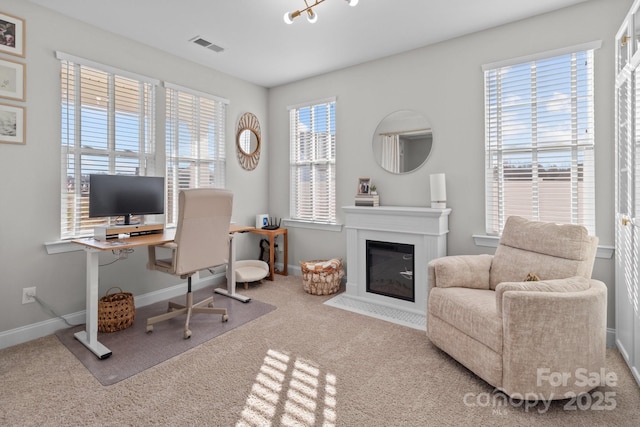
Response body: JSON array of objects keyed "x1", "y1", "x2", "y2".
[{"x1": 340, "y1": 205, "x2": 451, "y2": 326}]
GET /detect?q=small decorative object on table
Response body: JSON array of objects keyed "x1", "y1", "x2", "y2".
[
  {"x1": 262, "y1": 217, "x2": 281, "y2": 230},
  {"x1": 98, "y1": 287, "x2": 135, "y2": 332},
  {"x1": 300, "y1": 258, "x2": 344, "y2": 295}
]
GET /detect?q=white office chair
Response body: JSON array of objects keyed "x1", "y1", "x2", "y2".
[{"x1": 146, "y1": 188, "x2": 232, "y2": 339}]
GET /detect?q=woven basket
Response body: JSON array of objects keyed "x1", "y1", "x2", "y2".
[
  {"x1": 300, "y1": 259, "x2": 344, "y2": 295},
  {"x1": 98, "y1": 287, "x2": 135, "y2": 333}
]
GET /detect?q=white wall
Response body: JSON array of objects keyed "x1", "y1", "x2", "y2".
[
  {"x1": 0, "y1": 0, "x2": 269, "y2": 334},
  {"x1": 267, "y1": 0, "x2": 630, "y2": 330}
]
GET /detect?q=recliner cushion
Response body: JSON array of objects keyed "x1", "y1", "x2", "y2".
[{"x1": 428, "y1": 287, "x2": 502, "y2": 354}]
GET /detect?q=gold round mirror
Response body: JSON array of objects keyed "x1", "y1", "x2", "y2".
[{"x1": 236, "y1": 112, "x2": 261, "y2": 171}]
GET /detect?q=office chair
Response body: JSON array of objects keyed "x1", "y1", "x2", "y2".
[{"x1": 146, "y1": 188, "x2": 233, "y2": 339}]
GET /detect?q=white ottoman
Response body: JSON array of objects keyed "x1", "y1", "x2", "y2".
[{"x1": 235, "y1": 260, "x2": 270, "y2": 289}]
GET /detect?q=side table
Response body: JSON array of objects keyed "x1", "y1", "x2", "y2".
[{"x1": 248, "y1": 227, "x2": 288, "y2": 280}]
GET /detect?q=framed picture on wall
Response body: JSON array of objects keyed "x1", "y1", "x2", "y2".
[
  {"x1": 0, "y1": 103, "x2": 25, "y2": 144},
  {"x1": 0, "y1": 11, "x2": 25, "y2": 57},
  {"x1": 0, "y1": 57, "x2": 25, "y2": 101},
  {"x1": 358, "y1": 177, "x2": 371, "y2": 195}
]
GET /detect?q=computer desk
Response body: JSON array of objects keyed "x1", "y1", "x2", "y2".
[{"x1": 72, "y1": 225, "x2": 250, "y2": 360}]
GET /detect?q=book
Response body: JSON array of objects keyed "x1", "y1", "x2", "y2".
[{"x1": 354, "y1": 194, "x2": 379, "y2": 206}]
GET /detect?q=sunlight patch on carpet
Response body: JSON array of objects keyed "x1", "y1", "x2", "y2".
[
  {"x1": 324, "y1": 294, "x2": 426, "y2": 331},
  {"x1": 237, "y1": 349, "x2": 337, "y2": 426}
]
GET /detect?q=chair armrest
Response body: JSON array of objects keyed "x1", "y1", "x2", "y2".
[
  {"x1": 427, "y1": 254, "x2": 493, "y2": 291},
  {"x1": 495, "y1": 276, "x2": 591, "y2": 317},
  {"x1": 147, "y1": 243, "x2": 177, "y2": 271},
  {"x1": 500, "y1": 279, "x2": 607, "y2": 398}
]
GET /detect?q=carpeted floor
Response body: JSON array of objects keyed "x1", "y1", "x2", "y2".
[
  {"x1": 1, "y1": 274, "x2": 639, "y2": 426},
  {"x1": 55, "y1": 287, "x2": 276, "y2": 385}
]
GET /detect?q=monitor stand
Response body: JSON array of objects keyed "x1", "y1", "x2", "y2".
[{"x1": 117, "y1": 214, "x2": 140, "y2": 226}]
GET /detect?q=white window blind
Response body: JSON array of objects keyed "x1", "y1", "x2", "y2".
[
  {"x1": 289, "y1": 98, "x2": 336, "y2": 223},
  {"x1": 165, "y1": 83, "x2": 227, "y2": 226},
  {"x1": 60, "y1": 58, "x2": 156, "y2": 239},
  {"x1": 483, "y1": 47, "x2": 596, "y2": 235}
]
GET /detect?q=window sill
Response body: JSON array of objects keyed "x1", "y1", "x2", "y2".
[
  {"x1": 472, "y1": 234, "x2": 615, "y2": 259},
  {"x1": 44, "y1": 240, "x2": 84, "y2": 254},
  {"x1": 282, "y1": 219, "x2": 343, "y2": 232}
]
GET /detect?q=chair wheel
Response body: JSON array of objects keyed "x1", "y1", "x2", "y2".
[
  {"x1": 222, "y1": 314, "x2": 229, "y2": 322},
  {"x1": 184, "y1": 329, "x2": 192, "y2": 339},
  {"x1": 146, "y1": 325, "x2": 153, "y2": 333}
]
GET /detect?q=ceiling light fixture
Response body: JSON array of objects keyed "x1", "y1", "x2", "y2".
[{"x1": 284, "y1": 0, "x2": 358, "y2": 25}]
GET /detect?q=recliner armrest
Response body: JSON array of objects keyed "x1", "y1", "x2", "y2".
[
  {"x1": 499, "y1": 278, "x2": 607, "y2": 398},
  {"x1": 427, "y1": 254, "x2": 493, "y2": 291},
  {"x1": 495, "y1": 276, "x2": 591, "y2": 317}
]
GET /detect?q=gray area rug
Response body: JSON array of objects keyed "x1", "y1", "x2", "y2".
[{"x1": 55, "y1": 286, "x2": 275, "y2": 385}]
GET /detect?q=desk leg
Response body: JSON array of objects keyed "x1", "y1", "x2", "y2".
[
  {"x1": 74, "y1": 249, "x2": 112, "y2": 359},
  {"x1": 215, "y1": 233, "x2": 251, "y2": 303}
]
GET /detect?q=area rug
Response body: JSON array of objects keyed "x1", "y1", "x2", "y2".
[{"x1": 55, "y1": 287, "x2": 276, "y2": 386}]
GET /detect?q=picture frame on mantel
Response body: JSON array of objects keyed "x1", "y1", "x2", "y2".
[
  {"x1": 0, "y1": 11, "x2": 25, "y2": 57},
  {"x1": 0, "y1": 103, "x2": 26, "y2": 144},
  {"x1": 0, "y1": 57, "x2": 25, "y2": 101},
  {"x1": 358, "y1": 177, "x2": 371, "y2": 195}
]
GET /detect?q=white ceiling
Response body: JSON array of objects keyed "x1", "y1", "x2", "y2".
[{"x1": 28, "y1": 0, "x2": 589, "y2": 88}]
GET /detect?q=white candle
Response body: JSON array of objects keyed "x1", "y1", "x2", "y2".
[{"x1": 430, "y1": 173, "x2": 446, "y2": 208}]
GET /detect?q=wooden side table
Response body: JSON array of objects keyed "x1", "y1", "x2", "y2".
[{"x1": 248, "y1": 227, "x2": 288, "y2": 280}]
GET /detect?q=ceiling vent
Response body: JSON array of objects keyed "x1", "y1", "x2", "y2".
[{"x1": 189, "y1": 36, "x2": 225, "y2": 53}]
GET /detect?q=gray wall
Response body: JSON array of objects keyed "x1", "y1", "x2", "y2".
[
  {"x1": 0, "y1": 0, "x2": 269, "y2": 333},
  {"x1": 267, "y1": 0, "x2": 629, "y2": 331},
  {"x1": 0, "y1": 0, "x2": 629, "y2": 339}
]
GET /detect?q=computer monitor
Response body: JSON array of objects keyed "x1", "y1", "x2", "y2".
[{"x1": 89, "y1": 174, "x2": 165, "y2": 225}]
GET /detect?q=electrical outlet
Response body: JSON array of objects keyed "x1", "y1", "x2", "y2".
[{"x1": 22, "y1": 287, "x2": 36, "y2": 304}]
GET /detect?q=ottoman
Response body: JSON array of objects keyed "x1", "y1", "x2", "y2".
[{"x1": 235, "y1": 260, "x2": 270, "y2": 289}]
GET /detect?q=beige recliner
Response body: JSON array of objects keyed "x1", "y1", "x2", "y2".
[
  {"x1": 146, "y1": 188, "x2": 233, "y2": 339},
  {"x1": 427, "y1": 216, "x2": 607, "y2": 399}
]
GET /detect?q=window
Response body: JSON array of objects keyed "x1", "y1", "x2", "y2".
[
  {"x1": 59, "y1": 53, "x2": 157, "y2": 239},
  {"x1": 483, "y1": 43, "x2": 599, "y2": 235},
  {"x1": 288, "y1": 98, "x2": 336, "y2": 223},
  {"x1": 165, "y1": 83, "x2": 228, "y2": 226}
]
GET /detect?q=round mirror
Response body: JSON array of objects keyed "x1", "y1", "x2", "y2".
[
  {"x1": 372, "y1": 110, "x2": 433, "y2": 174},
  {"x1": 236, "y1": 112, "x2": 261, "y2": 171},
  {"x1": 239, "y1": 129, "x2": 259, "y2": 155}
]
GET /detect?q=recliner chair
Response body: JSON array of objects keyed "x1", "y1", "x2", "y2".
[
  {"x1": 427, "y1": 216, "x2": 607, "y2": 399},
  {"x1": 146, "y1": 188, "x2": 233, "y2": 339}
]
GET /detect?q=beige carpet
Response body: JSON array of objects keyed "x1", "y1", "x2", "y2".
[{"x1": 1, "y1": 274, "x2": 639, "y2": 426}]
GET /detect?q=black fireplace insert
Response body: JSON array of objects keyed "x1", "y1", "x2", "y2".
[{"x1": 366, "y1": 240, "x2": 415, "y2": 302}]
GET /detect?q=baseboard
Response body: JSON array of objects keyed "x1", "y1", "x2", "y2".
[
  {"x1": 607, "y1": 328, "x2": 616, "y2": 348},
  {"x1": 0, "y1": 272, "x2": 227, "y2": 351}
]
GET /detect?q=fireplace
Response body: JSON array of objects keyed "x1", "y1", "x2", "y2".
[
  {"x1": 366, "y1": 240, "x2": 415, "y2": 302},
  {"x1": 337, "y1": 205, "x2": 451, "y2": 328}
]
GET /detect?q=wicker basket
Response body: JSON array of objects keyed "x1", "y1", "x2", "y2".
[
  {"x1": 98, "y1": 287, "x2": 135, "y2": 333},
  {"x1": 300, "y1": 259, "x2": 344, "y2": 295}
]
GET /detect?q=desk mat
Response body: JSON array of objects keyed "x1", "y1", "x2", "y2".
[{"x1": 56, "y1": 287, "x2": 276, "y2": 386}]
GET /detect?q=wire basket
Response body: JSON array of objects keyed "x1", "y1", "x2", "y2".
[
  {"x1": 300, "y1": 259, "x2": 344, "y2": 295},
  {"x1": 98, "y1": 287, "x2": 135, "y2": 333}
]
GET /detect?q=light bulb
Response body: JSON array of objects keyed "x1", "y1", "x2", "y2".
[
  {"x1": 283, "y1": 11, "x2": 294, "y2": 24},
  {"x1": 306, "y1": 9, "x2": 318, "y2": 23}
]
